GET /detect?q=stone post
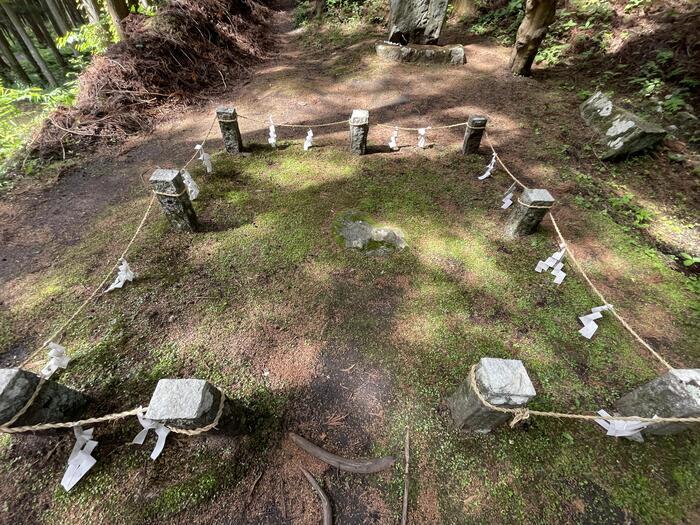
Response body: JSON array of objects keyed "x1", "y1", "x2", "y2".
[
  {"x1": 349, "y1": 109, "x2": 369, "y2": 155},
  {"x1": 615, "y1": 369, "x2": 700, "y2": 436},
  {"x1": 145, "y1": 379, "x2": 228, "y2": 431},
  {"x1": 461, "y1": 115, "x2": 488, "y2": 155},
  {"x1": 504, "y1": 188, "x2": 555, "y2": 238},
  {"x1": 0, "y1": 368, "x2": 86, "y2": 428},
  {"x1": 448, "y1": 358, "x2": 536, "y2": 433},
  {"x1": 149, "y1": 169, "x2": 198, "y2": 232},
  {"x1": 217, "y1": 107, "x2": 244, "y2": 154}
]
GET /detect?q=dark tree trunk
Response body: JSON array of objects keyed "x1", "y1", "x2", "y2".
[
  {"x1": 105, "y1": 0, "x2": 129, "y2": 40},
  {"x1": 0, "y1": 29, "x2": 32, "y2": 84},
  {"x1": 82, "y1": 0, "x2": 101, "y2": 24},
  {"x1": 0, "y1": 53, "x2": 15, "y2": 85},
  {"x1": 43, "y1": 0, "x2": 70, "y2": 35},
  {"x1": 24, "y1": 2, "x2": 69, "y2": 71},
  {"x1": 509, "y1": 0, "x2": 556, "y2": 77},
  {"x1": 61, "y1": 0, "x2": 85, "y2": 28},
  {"x1": 3, "y1": 19, "x2": 48, "y2": 86}
]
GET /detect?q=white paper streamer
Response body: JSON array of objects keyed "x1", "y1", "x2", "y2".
[
  {"x1": 40, "y1": 342, "x2": 70, "y2": 379},
  {"x1": 478, "y1": 152, "x2": 496, "y2": 180},
  {"x1": 417, "y1": 128, "x2": 427, "y2": 149},
  {"x1": 194, "y1": 144, "x2": 212, "y2": 174},
  {"x1": 501, "y1": 183, "x2": 516, "y2": 209},
  {"x1": 181, "y1": 170, "x2": 200, "y2": 201},
  {"x1": 106, "y1": 259, "x2": 135, "y2": 292},
  {"x1": 578, "y1": 304, "x2": 613, "y2": 339},
  {"x1": 535, "y1": 244, "x2": 567, "y2": 285},
  {"x1": 594, "y1": 409, "x2": 649, "y2": 442},
  {"x1": 303, "y1": 129, "x2": 313, "y2": 151},
  {"x1": 132, "y1": 409, "x2": 171, "y2": 460},
  {"x1": 268, "y1": 117, "x2": 277, "y2": 148},
  {"x1": 388, "y1": 127, "x2": 399, "y2": 151},
  {"x1": 61, "y1": 426, "x2": 98, "y2": 491}
]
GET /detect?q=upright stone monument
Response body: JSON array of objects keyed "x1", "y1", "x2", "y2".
[
  {"x1": 504, "y1": 188, "x2": 555, "y2": 238},
  {"x1": 149, "y1": 169, "x2": 199, "y2": 232},
  {"x1": 461, "y1": 115, "x2": 488, "y2": 155},
  {"x1": 387, "y1": 0, "x2": 450, "y2": 45},
  {"x1": 615, "y1": 369, "x2": 700, "y2": 436},
  {"x1": 145, "y1": 378, "x2": 227, "y2": 431},
  {"x1": 0, "y1": 368, "x2": 86, "y2": 428},
  {"x1": 349, "y1": 109, "x2": 369, "y2": 155},
  {"x1": 448, "y1": 358, "x2": 536, "y2": 433},
  {"x1": 217, "y1": 107, "x2": 244, "y2": 154}
]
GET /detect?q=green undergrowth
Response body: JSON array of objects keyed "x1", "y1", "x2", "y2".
[{"x1": 2, "y1": 141, "x2": 698, "y2": 523}]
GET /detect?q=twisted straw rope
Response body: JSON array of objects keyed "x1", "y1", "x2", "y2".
[{"x1": 468, "y1": 365, "x2": 700, "y2": 426}]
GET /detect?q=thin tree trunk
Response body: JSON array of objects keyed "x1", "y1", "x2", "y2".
[
  {"x1": 105, "y1": 0, "x2": 129, "y2": 40},
  {"x1": 43, "y1": 0, "x2": 70, "y2": 35},
  {"x1": 509, "y1": 0, "x2": 556, "y2": 77},
  {"x1": 25, "y1": 3, "x2": 69, "y2": 71},
  {"x1": 61, "y1": 0, "x2": 85, "y2": 28},
  {"x1": 82, "y1": 0, "x2": 101, "y2": 24},
  {"x1": 40, "y1": 0, "x2": 64, "y2": 35},
  {"x1": 313, "y1": 0, "x2": 323, "y2": 19},
  {"x1": 0, "y1": 53, "x2": 15, "y2": 85},
  {"x1": 1, "y1": 3, "x2": 57, "y2": 87},
  {"x1": 0, "y1": 28, "x2": 32, "y2": 84},
  {"x1": 3, "y1": 20, "x2": 48, "y2": 86}
]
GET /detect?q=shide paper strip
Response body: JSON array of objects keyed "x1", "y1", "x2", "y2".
[
  {"x1": 417, "y1": 128, "x2": 427, "y2": 149},
  {"x1": 106, "y1": 259, "x2": 135, "y2": 293},
  {"x1": 388, "y1": 127, "x2": 399, "y2": 151},
  {"x1": 578, "y1": 304, "x2": 613, "y2": 339},
  {"x1": 133, "y1": 409, "x2": 171, "y2": 460},
  {"x1": 61, "y1": 426, "x2": 98, "y2": 491},
  {"x1": 268, "y1": 117, "x2": 277, "y2": 148},
  {"x1": 194, "y1": 144, "x2": 212, "y2": 174},
  {"x1": 478, "y1": 152, "x2": 497, "y2": 180},
  {"x1": 501, "y1": 183, "x2": 516, "y2": 209},
  {"x1": 535, "y1": 244, "x2": 567, "y2": 284},
  {"x1": 303, "y1": 129, "x2": 314, "y2": 151},
  {"x1": 40, "y1": 342, "x2": 70, "y2": 379},
  {"x1": 594, "y1": 409, "x2": 649, "y2": 442},
  {"x1": 181, "y1": 170, "x2": 200, "y2": 201}
]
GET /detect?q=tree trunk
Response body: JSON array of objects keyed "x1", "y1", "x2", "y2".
[
  {"x1": 82, "y1": 0, "x2": 101, "y2": 24},
  {"x1": 452, "y1": 0, "x2": 477, "y2": 18},
  {"x1": 0, "y1": 53, "x2": 15, "y2": 85},
  {"x1": 0, "y1": 29, "x2": 31, "y2": 85},
  {"x1": 61, "y1": 0, "x2": 85, "y2": 28},
  {"x1": 1, "y1": 3, "x2": 57, "y2": 87},
  {"x1": 105, "y1": 0, "x2": 129, "y2": 40},
  {"x1": 509, "y1": 0, "x2": 556, "y2": 77},
  {"x1": 3, "y1": 20, "x2": 48, "y2": 86},
  {"x1": 25, "y1": 3, "x2": 69, "y2": 71},
  {"x1": 313, "y1": 0, "x2": 323, "y2": 18},
  {"x1": 41, "y1": 0, "x2": 66, "y2": 35}
]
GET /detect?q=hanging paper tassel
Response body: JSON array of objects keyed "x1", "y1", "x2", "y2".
[
  {"x1": 132, "y1": 408, "x2": 171, "y2": 460},
  {"x1": 61, "y1": 426, "x2": 98, "y2": 491},
  {"x1": 194, "y1": 144, "x2": 212, "y2": 174},
  {"x1": 40, "y1": 342, "x2": 70, "y2": 379},
  {"x1": 181, "y1": 170, "x2": 200, "y2": 201},
  {"x1": 268, "y1": 117, "x2": 277, "y2": 148},
  {"x1": 106, "y1": 259, "x2": 135, "y2": 293},
  {"x1": 303, "y1": 129, "x2": 314, "y2": 151},
  {"x1": 478, "y1": 152, "x2": 497, "y2": 180},
  {"x1": 594, "y1": 409, "x2": 648, "y2": 442},
  {"x1": 501, "y1": 183, "x2": 516, "y2": 209},
  {"x1": 578, "y1": 304, "x2": 613, "y2": 339},
  {"x1": 417, "y1": 128, "x2": 427, "y2": 149},
  {"x1": 388, "y1": 127, "x2": 399, "y2": 151},
  {"x1": 535, "y1": 243, "x2": 567, "y2": 285}
]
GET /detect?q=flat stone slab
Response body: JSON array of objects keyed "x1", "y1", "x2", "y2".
[
  {"x1": 335, "y1": 211, "x2": 407, "y2": 256},
  {"x1": 580, "y1": 91, "x2": 666, "y2": 160},
  {"x1": 376, "y1": 41, "x2": 464, "y2": 65}
]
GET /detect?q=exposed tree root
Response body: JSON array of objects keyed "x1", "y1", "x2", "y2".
[
  {"x1": 299, "y1": 466, "x2": 332, "y2": 525},
  {"x1": 290, "y1": 432, "x2": 395, "y2": 474}
]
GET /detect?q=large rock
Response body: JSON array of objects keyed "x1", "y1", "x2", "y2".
[
  {"x1": 145, "y1": 378, "x2": 224, "y2": 430},
  {"x1": 335, "y1": 211, "x2": 407, "y2": 256},
  {"x1": 580, "y1": 91, "x2": 666, "y2": 160},
  {"x1": 375, "y1": 42, "x2": 464, "y2": 65},
  {"x1": 387, "y1": 0, "x2": 449, "y2": 45}
]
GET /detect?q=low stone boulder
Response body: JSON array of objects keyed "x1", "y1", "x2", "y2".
[
  {"x1": 335, "y1": 211, "x2": 407, "y2": 256},
  {"x1": 375, "y1": 41, "x2": 465, "y2": 65},
  {"x1": 580, "y1": 91, "x2": 666, "y2": 160}
]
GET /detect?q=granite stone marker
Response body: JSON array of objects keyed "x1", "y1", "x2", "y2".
[
  {"x1": 145, "y1": 378, "x2": 226, "y2": 430},
  {"x1": 448, "y1": 358, "x2": 536, "y2": 433},
  {"x1": 217, "y1": 107, "x2": 244, "y2": 154},
  {"x1": 375, "y1": 42, "x2": 464, "y2": 65},
  {"x1": 615, "y1": 369, "x2": 700, "y2": 436},
  {"x1": 349, "y1": 109, "x2": 369, "y2": 155},
  {"x1": 461, "y1": 115, "x2": 488, "y2": 155},
  {"x1": 149, "y1": 169, "x2": 198, "y2": 232},
  {"x1": 388, "y1": 0, "x2": 450, "y2": 45},
  {"x1": 504, "y1": 188, "x2": 555, "y2": 238},
  {"x1": 0, "y1": 368, "x2": 86, "y2": 427}
]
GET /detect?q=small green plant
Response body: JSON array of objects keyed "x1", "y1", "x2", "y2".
[
  {"x1": 625, "y1": 0, "x2": 652, "y2": 13},
  {"x1": 678, "y1": 253, "x2": 700, "y2": 268}
]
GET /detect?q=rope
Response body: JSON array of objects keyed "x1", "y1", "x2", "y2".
[
  {"x1": 468, "y1": 365, "x2": 700, "y2": 427},
  {"x1": 0, "y1": 378, "x2": 47, "y2": 429},
  {"x1": 237, "y1": 114, "x2": 349, "y2": 129},
  {"x1": 548, "y1": 214, "x2": 673, "y2": 370},
  {"x1": 483, "y1": 131, "x2": 528, "y2": 190},
  {"x1": 516, "y1": 198, "x2": 554, "y2": 210},
  {"x1": 153, "y1": 188, "x2": 188, "y2": 198},
  {"x1": 375, "y1": 121, "x2": 469, "y2": 131},
  {"x1": 168, "y1": 390, "x2": 226, "y2": 435},
  {"x1": 182, "y1": 115, "x2": 219, "y2": 171}
]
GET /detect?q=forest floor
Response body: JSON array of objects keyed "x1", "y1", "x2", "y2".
[{"x1": 1, "y1": 2, "x2": 699, "y2": 524}]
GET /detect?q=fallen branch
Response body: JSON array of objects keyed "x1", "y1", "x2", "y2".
[
  {"x1": 299, "y1": 466, "x2": 332, "y2": 525},
  {"x1": 401, "y1": 427, "x2": 409, "y2": 525},
  {"x1": 290, "y1": 432, "x2": 395, "y2": 474}
]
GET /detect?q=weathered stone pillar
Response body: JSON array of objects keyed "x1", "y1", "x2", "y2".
[
  {"x1": 149, "y1": 169, "x2": 198, "y2": 232},
  {"x1": 461, "y1": 115, "x2": 488, "y2": 155},
  {"x1": 615, "y1": 369, "x2": 700, "y2": 436},
  {"x1": 0, "y1": 368, "x2": 86, "y2": 427},
  {"x1": 349, "y1": 109, "x2": 369, "y2": 155},
  {"x1": 216, "y1": 107, "x2": 244, "y2": 154},
  {"x1": 448, "y1": 358, "x2": 536, "y2": 433},
  {"x1": 145, "y1": 379, "x2": 228, "y2": 431},
  {"x1": 504, "y1": 188, "x2": 554, "y2": 238},
  {"x1": 388, "y1": 0, "x2": 449, "y2": 45}
]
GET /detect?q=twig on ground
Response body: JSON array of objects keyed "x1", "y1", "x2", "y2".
[
  {"x1": 247, "y1": 470, "x2": 263, "y2": 502},
  {"x1": 299, "y1": 466, "x2": 333, "y2": 525},
  {"x1": 401, "y1": 427, "x2": 410, "y2": 525}
]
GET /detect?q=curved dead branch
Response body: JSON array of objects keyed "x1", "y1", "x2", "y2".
[
  {"x1": 290, "y1": 432, "x2": 395, "y2": 474},
  {"x1": 299, "y1": 466, "x2": 332, "y2": 525}
]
